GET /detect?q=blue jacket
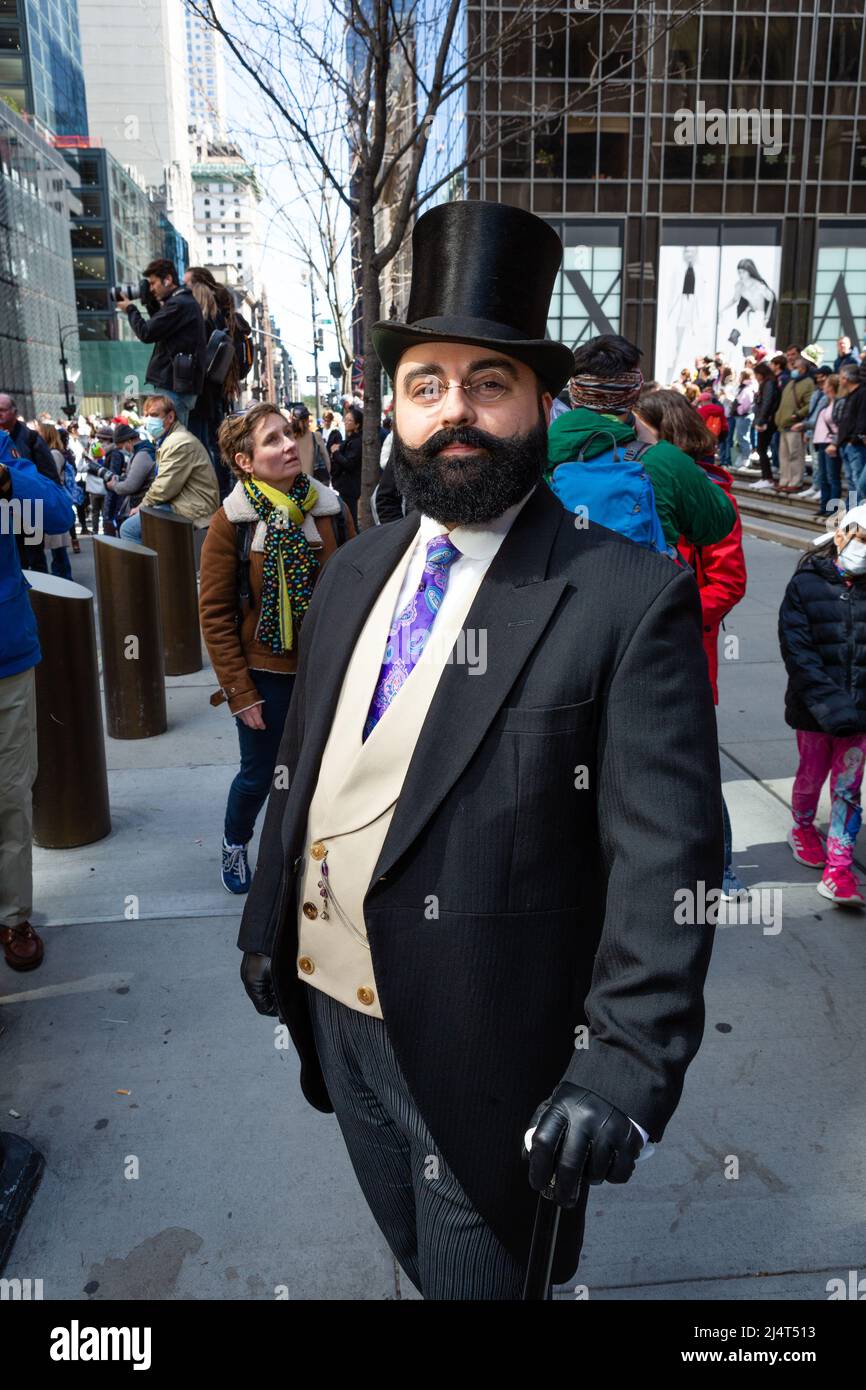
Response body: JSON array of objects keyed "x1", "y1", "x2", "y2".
[
  {"x1": 803, "y1": 389, "x2": 827, "y2": 434},
  {"x1": 1, "y1": 433, "x2": 76, "y2": 679}
]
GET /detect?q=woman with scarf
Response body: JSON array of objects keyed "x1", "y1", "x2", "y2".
[{"x1": 200, "y1": 403, "x2": 355, "y2": 894}]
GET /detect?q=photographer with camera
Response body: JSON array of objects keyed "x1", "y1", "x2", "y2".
[
  {"x1": 104, "y1": 424, "x2": 157, "y2": 526},
  {"x1": 114, "y1": 259, "x2": 207, "y2": 427}
]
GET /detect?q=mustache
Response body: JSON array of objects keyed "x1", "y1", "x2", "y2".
[{"x1": 413, "y1": 424, "x2": 505, "y2": 460}]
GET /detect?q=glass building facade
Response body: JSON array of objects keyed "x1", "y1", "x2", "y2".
[
  {"x1": 0, "y1": 99, "x2": 80, "y2": 417},
  {"x1": 414, "y1": 0, "x2": 866, "y2": 375},
  {"x1": 0, "y1": 0, "x2": 88, "y2": 138}
]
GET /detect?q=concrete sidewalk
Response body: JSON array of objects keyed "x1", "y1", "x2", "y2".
[{"x1": 2, "y1": 534, "x2": 865, "y2": 1300}]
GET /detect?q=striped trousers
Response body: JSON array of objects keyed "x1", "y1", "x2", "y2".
[{"x1": 305, "y1": 982, "x2": 532, "y2": 1300}]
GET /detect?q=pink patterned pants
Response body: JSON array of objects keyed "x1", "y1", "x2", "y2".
[{"x1": 792, "y1": 730, "x2": 866, "y2": 868}]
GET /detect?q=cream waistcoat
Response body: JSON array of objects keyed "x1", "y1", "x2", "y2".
[{"x1": 296, "y1": 529, "x2": 486, "y2": 1018}]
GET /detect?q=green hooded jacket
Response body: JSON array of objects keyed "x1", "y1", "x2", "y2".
[{"x1": 546, "y1": 407, "x2": 736, "y2": 547}]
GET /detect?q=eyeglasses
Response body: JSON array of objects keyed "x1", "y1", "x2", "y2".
[{"x1": 405, "y1": 369, "x2": 513, "y2": 406}]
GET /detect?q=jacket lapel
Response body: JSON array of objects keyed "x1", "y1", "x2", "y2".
[
  {"x1": 371, "y1": 484, "x2": 568, "y2": 882},
  {"x1": 280, "y1": 510, "x2": 420, "y2": 851}
]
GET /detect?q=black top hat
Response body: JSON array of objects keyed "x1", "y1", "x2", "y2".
[{"x1": 372, "y1": 201, "x2": 574, "y2": 394}]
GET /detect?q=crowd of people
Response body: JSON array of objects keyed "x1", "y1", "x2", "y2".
[
  {"x1": 655, "y1": 335, "x2": 866, "y2": 515},
  {"x1": 0, "y1": 373, "x2": 381, "y2": 965}
]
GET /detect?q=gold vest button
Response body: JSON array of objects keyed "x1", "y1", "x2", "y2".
[
  {"x1": 298, "y1": 957, "x2": 315, "y2": 974},
  {"x1": 357, "y1": 987, "x2": 375, "y2": 1007},
  {"x1": 302, "y1": 901, "x2": 318, "y2": 920},
  {"x1": 310, "y1": 841, "x2": 327, "y2": 860}
]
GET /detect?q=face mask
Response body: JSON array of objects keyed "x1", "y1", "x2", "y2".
[
  {"x1": 839, "y1": 538, "x2": 866, "y2": 575},
  {"x1": 142, "y1": 416, "x2": 165, "y2": 442},
  {"x1": 790, "y1": 370, "x2": 800, "y2": 379}
]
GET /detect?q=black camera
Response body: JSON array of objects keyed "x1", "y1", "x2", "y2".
[
  {"x1": 110, "y1": 279, "x2": 149, "y2": 303},
  {"x1": 86, "y1": 460, "x2": 112, "y2": 482}
]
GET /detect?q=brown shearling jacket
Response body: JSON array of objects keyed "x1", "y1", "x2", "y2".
[{"x1": 199, "y1": 480, "x2": 355, "y2": 714}]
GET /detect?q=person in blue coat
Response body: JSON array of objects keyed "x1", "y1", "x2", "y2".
[{"x1": 0, "y1": 430, "x2": 74, "y2": 971}]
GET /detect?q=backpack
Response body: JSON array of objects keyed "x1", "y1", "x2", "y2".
[
  {"x1": 62, "y1": 457, "x2": 85, "y2": 508},
  {"x1": 234, "y1": 318, "x2": 254, "y2": 381},
  {"x1": 233, "y1": 503, "x2": 350, "y2": 628},
  {"x1": 204, "y1": 328, "x2": 236, "y2": 386},
  {"x1": 311, "y1": 432, "x2": 332, "y2": 485},
  {"x1": 547, "y1": 430, "x2": 670, "y2": 554}
]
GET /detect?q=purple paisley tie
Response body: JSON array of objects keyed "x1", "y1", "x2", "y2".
[{"x1": 362, "y1": 534, "x2": 461, "y2": 741}]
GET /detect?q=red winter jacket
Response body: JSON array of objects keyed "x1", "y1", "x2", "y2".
[{"x1": 676, "y1": 460, "x2": 747, "y2": 703}]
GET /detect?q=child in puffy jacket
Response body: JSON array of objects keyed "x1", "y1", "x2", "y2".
[{"x1": 779, "y1": 502, "x2": 866, "y2": 906}]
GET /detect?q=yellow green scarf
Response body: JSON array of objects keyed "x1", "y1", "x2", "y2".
[{"x1": 243, "y1": 473, "x2": 319, "y2": 652}]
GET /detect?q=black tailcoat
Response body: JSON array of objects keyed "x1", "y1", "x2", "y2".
[{"x1": 238, "y1": 483, "x2": 722, "y2": 1284}]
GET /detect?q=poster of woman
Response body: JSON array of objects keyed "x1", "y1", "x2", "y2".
[{"x1": 716, "y1": 248, "x2": 780, "y2": 370}]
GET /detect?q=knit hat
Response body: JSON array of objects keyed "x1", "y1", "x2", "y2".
[{"x1": 96, "y1": 426, "x2": 115, "y2": 442}]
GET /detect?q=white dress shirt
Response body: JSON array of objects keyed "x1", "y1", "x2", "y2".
[{"x1": 385, "y1": 489, "x2": 653, "y2": 1159}]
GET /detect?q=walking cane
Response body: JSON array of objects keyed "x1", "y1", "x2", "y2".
[{"x1": 522, "y1": 1175, "x2": 590, "y2": 1301}]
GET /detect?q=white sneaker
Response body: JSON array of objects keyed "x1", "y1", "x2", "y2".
[
  {"x1": 749, "y1": 479, "x2": 774, "y2": 490},
  {"x1": 800, "y1": 488, "x2": 819, "y2": 500}
]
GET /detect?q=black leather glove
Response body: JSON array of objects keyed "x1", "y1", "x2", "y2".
[
  {"x1": 524, "y1": 1083, "x2": 644, "y2": 1208},
  {"x1": 241, "y1": 952, "x2": 279, "y2": 1016}
]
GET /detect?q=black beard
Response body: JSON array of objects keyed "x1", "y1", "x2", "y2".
[{"x1": 390, "y1": 414, "x2": 549, "y2": 525}]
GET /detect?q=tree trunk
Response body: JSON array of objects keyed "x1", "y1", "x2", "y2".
[{"x1": 358, "y1": 198, "x2": 383, "y2": 531}]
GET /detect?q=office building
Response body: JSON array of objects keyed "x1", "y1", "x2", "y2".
[
  {"x1": 400, "y1": 2, "x2": 866, "y2": 377},
  {"x1": 0, "y1": 101, "x2": 80, "y2": 418},
  {"x1": 191, "y1": 134, "x2": 261, "y2": 291},
  {"x1": 184, "y1": 0, "x2": 227, "y2": 136},
  {"x1": 0, "y1": 0, "x2": 88, "y2": 138},
  {"x1": 76, "y1": 0, "x2": 198, "y2": 255}
]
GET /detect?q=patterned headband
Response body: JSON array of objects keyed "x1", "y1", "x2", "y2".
[{"x1": 569, "y1": 370, "x2": 645, "y2": 412}]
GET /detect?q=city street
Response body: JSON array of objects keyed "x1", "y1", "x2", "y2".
[{"x1": 2, "y1": 533, "x2": 864, "y2": 1301}]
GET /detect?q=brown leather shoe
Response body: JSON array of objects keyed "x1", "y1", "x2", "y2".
[{"x1": 0, "y1": 922, "x2": 44, "y2": 971}]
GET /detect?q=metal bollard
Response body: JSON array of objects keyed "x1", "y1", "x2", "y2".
[
  {"x1": 140, "y1": 507, "x2": 203, "y2": 676},
  {"x1": 27, "y1": 571, "x2": 111, "y2": 848},
  {"x1": 93, "y1": 536, "x2": 167, "y2": 739}
]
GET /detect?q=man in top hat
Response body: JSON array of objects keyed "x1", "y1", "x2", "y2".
[{"x1": 238, "y1": 200, "x2": 722, "y2": 1299}]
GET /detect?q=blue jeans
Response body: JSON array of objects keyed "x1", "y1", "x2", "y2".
[
  {"x1": 154, "y1": 388, "x2": 197, "y2": 426},
  {"x1": 722, "y1": 795, "x2": 733, "y2": 882},
  {"x1": 119, "y1": 502, "x2": 173, "y2": 543},
  {"x1": 770, "y1": 430, "x2": 780, "y2": 473},
  {"x1": 815, "y1": 444, "x2": 842, "y2": 514},
  {"x1": 719, "y1": 428, "x2": 732, "y2": 470},
  {"x1": 224, "y1": 670, "x2": 296, "y2": 846},
  {"x1": 49, "y1": 546, "x2": 72, "y2": 580},
  {"x1": 843, "y1": 443, "x2": 866, "y2": 503},
  {"x1": 732, "y1": 414, "x2": 753, "y2": 467}
]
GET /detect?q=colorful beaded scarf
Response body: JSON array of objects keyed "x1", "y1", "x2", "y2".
[{"x1": 243, "y1": 473, "x2": 319, "y2": 653}]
